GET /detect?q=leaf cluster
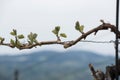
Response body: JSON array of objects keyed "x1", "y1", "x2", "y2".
[
  {"x1": 10, "y1": 29, "x2": 24, "y2": 47},
  {"x1": 28, "y1": 32, "x2": 38, "y2": 45},
  {"x1": 0, "y1": 37, "x2": 4, "y2": 43},
  {"x1": 75, "y1": 21, "x2": 84, "y2": 34},
  {"x1": 52, "y1": 26, "x2": 67, "y2": 38}
]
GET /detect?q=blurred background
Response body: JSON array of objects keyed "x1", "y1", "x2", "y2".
[{"x1": 0, "y1": 0, "x2": 118, "y2": 80}]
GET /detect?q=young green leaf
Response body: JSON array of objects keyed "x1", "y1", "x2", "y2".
[
  {"x1": 28, "y1": 32, "x2": 33, "y2": 40},
  {"x1": 28, "y1": 40, "x2": 32, "y2": 45},
  {"x1": 28, "y1": 35, "x2": 31, "y2": 40},
  {"x1": 60, "y1": 33, "x2": 67, "y2": 38},
  {"x1": 10, "y1": 32, "x2": 16, "y2": 36},
  {"x1": 52, "y1": 30, "x2": 58, "y2": 35},
  {"x1": 28, "y1": 32, "x2": 38, "y2": 44},
  {"x1": 10, "y1": 39, "x2": 15, "y2": 46},
  {"x1": 16, "y1": 41, "x2": 22, "y2": 48},
  {"x1": 0, "y1": 37, "x2": 4, "y2": 43},
  {"x1": 33, "y1": 39, "x2": 38, "y2": 44},
  {"x1": 13, "y1": 29, "x2": 17, "y2": 35},
  {"x1": 0, "y1": 37, "x2": 3, "y2": 41},
  {"x1": 33, "y1": 33, "x2": 37, "y2": 39},
  {"x1": 79, "y1": 25, "x2": 84, "y2": 32},
  {"x1": 75, "y1": 21, "x2": 80, "y2": 31},
  {"x1": 28, "y1": 38, "x2": 33, "y2": 44},
  {"x1": 52, "y1": 26, "x2": 60, "y2": 35},
  {"x1": 18, "y1": 34, "x2": 24, "y2": 39},
  {"x1": 10, "y1": 29, "x2": 17, "y2": 36},
  {"x1": 55, "y1": 26, "x2": 60, "y2": 32}
]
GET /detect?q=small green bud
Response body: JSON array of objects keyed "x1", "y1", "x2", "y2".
[
  {"x1": 52, "y1": 30, "x2": 58, "y2": 35},
  {"x1": 55, "y1": 26, "x2": 60, "y2": 32},
  {"x1": 79, "y1": 25, "x2": 84, "y2": 32},
  {"x1": 75, "y1": 21, "x2": 80, "y2": 30},
  {"x1": 10, "y1": 39, "x2": 15, "y2": 46},
  {"x1": 18, "y1": 34, "x2": 24, "y2": 39},
  {"x1": 52, "y1": 26, "x2": 61, "y2": 35},
  {"x1": 60, "y1": 33, "x2": 67, "y2": 38},
  {"x1": 33, "y1": 33, "x2": 37, "y2": 39},
  {"x1": 10, "y1": 29, "x2": 17, "y2": 36}
]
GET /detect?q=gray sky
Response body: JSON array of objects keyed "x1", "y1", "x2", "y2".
[{"x1": 0, "y1": 0, "x2": 118, "y2": 55}]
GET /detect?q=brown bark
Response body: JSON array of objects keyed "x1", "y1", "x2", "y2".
[{"x1": 89, "y1": 59, "x2": 120, "y2": 80}]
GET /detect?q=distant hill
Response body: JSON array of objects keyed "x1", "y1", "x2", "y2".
[{"x1": 0, "y1": 50, "x2": 114, "y2": 80}]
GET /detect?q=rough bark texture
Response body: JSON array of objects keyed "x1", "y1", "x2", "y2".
[{"x1": 89, "y1": 59, "x2": 120, "y2": 80}]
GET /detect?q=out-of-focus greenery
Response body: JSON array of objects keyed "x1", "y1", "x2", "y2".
[{"x1": 0, "y1": 50, "x2": 114, "y2": 80}]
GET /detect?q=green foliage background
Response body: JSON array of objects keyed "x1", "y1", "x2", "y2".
[{"x1": 0, "y1": 50, "x2": 114, "y2": 80}]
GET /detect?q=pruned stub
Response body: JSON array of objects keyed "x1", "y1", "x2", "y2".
[{"x1": 106, "y1": 59, "x2": 120, "y2": 80}]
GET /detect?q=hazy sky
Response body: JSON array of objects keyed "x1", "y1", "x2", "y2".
[{"x1": 0, "y1": 0, "x2": 118, "y2": 55}]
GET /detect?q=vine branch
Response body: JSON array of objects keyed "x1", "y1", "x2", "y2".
[
  {"x1": 0, "y1": 20, "x2": 119, "y2": 50},
  {"x1": 64, "y1": 22, "x2": 120, "y2": 48}
]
